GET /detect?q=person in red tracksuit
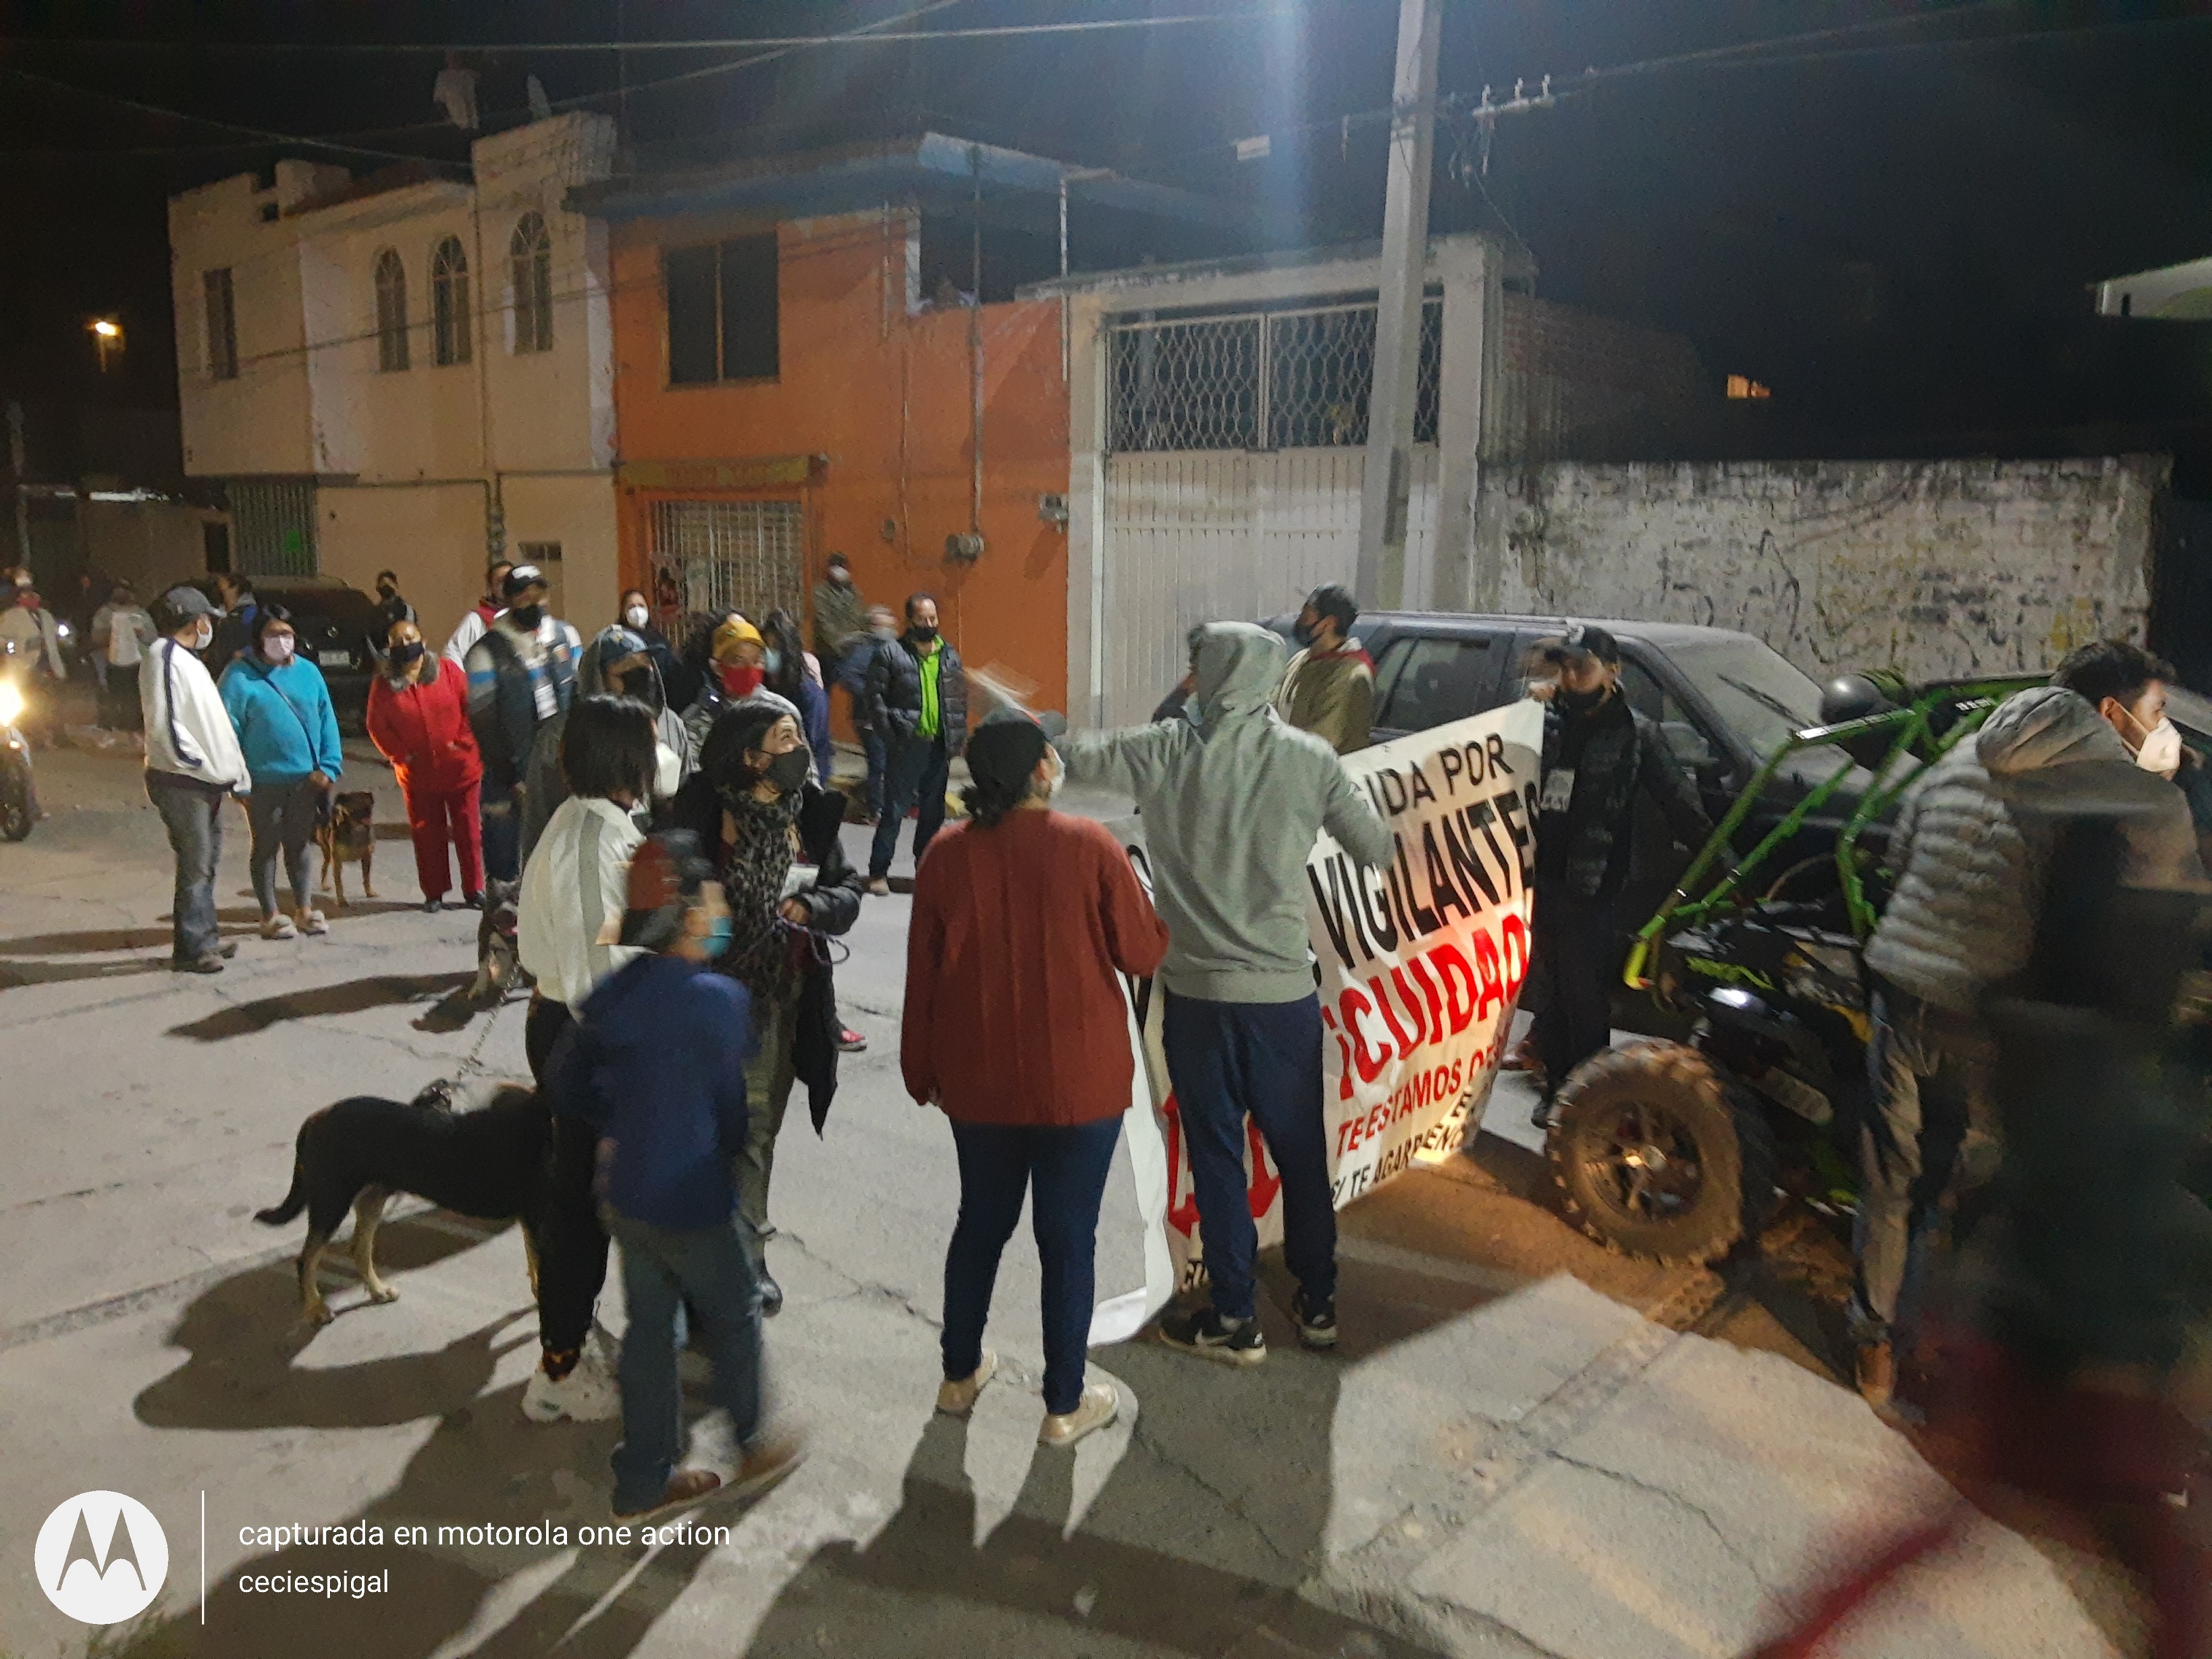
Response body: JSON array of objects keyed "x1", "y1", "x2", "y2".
[{"x1": 367, "y1": 618, "x2": 485, "y2": 912}]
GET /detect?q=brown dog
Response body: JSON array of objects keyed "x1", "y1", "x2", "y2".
[{"x1": 316, "y1": 790, "x2": 377, "y2": 906}]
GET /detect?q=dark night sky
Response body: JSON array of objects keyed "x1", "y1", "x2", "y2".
[{"x1": 1, "y1": 0, "x2": 2209, "y2": 455}]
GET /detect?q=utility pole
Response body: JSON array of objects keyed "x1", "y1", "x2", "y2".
[
  {"x1": 7, "y1": 401, "x2": 28, "y2": 576},
  {"x1": 1353, "y1": 0, "x2": 1440, "y2": 612}
]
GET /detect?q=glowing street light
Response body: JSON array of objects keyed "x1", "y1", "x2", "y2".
[{"x1": 88, "y1": 317, "x2": 123, "y2": 373}]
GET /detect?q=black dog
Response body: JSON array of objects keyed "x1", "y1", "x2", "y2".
[
  {"x1": 469, "y1": 877, "x2": 522, "y2": 1005},
  {"x1": 255, "y1": 1082, "x2": 547, "y2": 1324}
]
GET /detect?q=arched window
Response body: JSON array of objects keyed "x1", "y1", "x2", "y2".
[
  {"x1": 431, "y1": 236, "x2": 470, "y2": 366},
  {"x1": 510, "y1": 212, "x2": 553, "y2": 354},
  {"x1": 374, "y1": 248, "x2": 409, "y2": 372}
]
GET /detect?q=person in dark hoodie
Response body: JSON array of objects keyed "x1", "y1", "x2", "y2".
[
  {"x1": 666, "y1": 692, "x2": 863, "y2": 1317},
  {"x1": 1056, "y1": 621, "x2": 1393, "y2": 1364},
  {"x1": 547, "y1": 831, "x2": 805, "y2": 1520}
]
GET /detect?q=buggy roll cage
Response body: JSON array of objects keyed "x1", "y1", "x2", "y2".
[{"x1": 1621, "y1": 677, "x2": 2046, "y2": 992}]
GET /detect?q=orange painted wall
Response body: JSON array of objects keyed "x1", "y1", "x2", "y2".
[{"x1": 609, "y1": 210, "x2": 1071, "y2": 719}]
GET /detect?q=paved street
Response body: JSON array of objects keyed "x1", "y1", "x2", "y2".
[{"x1": 0, "y1": 734, "x2": 2140, "y2": 1658}]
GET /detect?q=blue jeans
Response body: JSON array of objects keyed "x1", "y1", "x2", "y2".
[
  {"x1": 868, "y1": 736, "x2": 948, "y2": 879},
  {"x1": 1160, "y1": 992, "x2": 1336, "y2": 1322},
  {"x1": 859, "y1": 728, "x2": 888, "y2": 820},
  {"x1": 605, "y1": 1208, "x2": 764, "y2": 1512},
  {"x1": 148, "y1": 771, "x2": 225, "y2": 962},
  {"x1": 1849, "y1": 985, "x2": 1996, "y2": 1347},
  {"x1": 942, "y1": 1116, "x2": 1122, "y2": 1416}
]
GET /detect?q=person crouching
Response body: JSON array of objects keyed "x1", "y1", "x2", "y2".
[{"x1": 546, "y1": 831, "x2": 805, "y2": 1519}]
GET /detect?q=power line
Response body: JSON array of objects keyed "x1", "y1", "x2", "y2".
[{"x1": 0, "y1": 10, "x2": 1297, "y2": 55}]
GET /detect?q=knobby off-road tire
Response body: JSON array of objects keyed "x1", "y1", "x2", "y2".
[{"x1": 1547, "y1": 1042, "x2": 1775, "y2": 1266}]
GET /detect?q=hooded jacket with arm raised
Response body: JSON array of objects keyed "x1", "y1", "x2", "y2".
[
  {"x1": 1865, "y1": 684, "x2": 2205, "y2": 1013},
  {"x1": 1058, "y1": 621, "x2": 1392, "y2": 1004}
]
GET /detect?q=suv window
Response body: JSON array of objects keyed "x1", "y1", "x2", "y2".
[
  {"x1": 1621, "y1": 653, "x2": 1727, "y2": 780},
  {"x1": 1372, "y1": 634, "x2": 1496, "y2": 733}
]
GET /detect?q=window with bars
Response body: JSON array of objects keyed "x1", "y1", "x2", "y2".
[
  {"x1": 510, "y1": 212, "x2": 554, "y2": 354},
  {"x1": 373, "y1": 248, "x2": 409, "y2": 373},
  {"x1": 431, "y1": 235, "x2": 471, "y2": 366},
  {"x1": 203, "y1": 268, "x2": 238, "y2": 381},
  {"x1": 649, "y1": 499, "x2": 804, "y2": 626},
  {"x1": 1106, "y1": 295, "x2": 1442, "y2": 454},
  {"x1": 665, "y1": 234, "x2": 780, "y2": 385}
]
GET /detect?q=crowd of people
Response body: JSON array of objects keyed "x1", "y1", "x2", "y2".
[{"x1": 21, "y1": 545, "x2": 2204, "y2": 1562}]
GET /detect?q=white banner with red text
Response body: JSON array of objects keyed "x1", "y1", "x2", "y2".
[{"x1": 1088, "y1": 699, "x2": 1544, "y2": 1342}]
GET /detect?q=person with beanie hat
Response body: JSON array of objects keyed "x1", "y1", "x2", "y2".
[
  {"x1": 664, "y1": 691, "x2": 863, "y2": 1316},
  {"x1": 902, "y1": 708, "x2": 1168, "y2": 1446},
  {"x1": 679, "y1": 615, "x2": 768, "y2": 753},
  {"x1": 546, "y1": 830, "x2": 804, "y2": 1519}
]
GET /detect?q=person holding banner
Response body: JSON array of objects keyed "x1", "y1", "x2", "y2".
[
  {"x1": 1059, "y1": 622, "x2": 1391, "y2": 1365},
  {"x1": 903, "y1": 708, "x2": 1170, "y2": 1446}
]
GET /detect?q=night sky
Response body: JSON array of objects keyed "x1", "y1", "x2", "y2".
[{"x1": 1, "y1": 0, "x2": 2209, "y2": 462}]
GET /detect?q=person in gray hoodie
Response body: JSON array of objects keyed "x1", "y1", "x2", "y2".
[
  {"x1": 1058, "y1": 621, "x2": 1391, "y2": 1363},
  {"x1": 519, "y1": 624, "x2": 695, "y2": 863},
  {"x1": 1851, "y1": 680, "x2": 2203, "y2": 1411}
]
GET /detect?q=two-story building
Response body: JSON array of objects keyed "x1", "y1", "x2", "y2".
[{"x1": 169, "y1": 113, "x2": 620, "y2": 642}]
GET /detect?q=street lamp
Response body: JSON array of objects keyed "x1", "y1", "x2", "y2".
[{"x1": 88, "y1": 317, "x2": 122, "y2": 373}]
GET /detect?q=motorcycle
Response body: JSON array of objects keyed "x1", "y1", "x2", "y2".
[{"x1": 0, "y1": 635, "x2": 39, "y2": 840}]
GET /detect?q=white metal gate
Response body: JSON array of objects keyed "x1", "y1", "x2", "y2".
[
  {"x1": 1096, "y1": 447, "x2": 1438, "y2": 728},
  {"x1": 648, "y1": 499, "x2": 804, "y2": 626}
]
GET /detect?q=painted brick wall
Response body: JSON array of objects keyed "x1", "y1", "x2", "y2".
[{"x1": 1480, "y1": 454, "x2": 2169, "y2": 682}]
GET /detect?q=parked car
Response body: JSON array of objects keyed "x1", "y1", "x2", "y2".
[{"x1": 192, "y1": 576, "x2": 383, "y2": 734}]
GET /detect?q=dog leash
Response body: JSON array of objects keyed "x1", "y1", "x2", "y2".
[
  {"x1": 454, "y1": 992, "x2": 506, "y2": 1080},
  {"x1": 416, "y1": 991, "x2": 509, "y2": 1110}
]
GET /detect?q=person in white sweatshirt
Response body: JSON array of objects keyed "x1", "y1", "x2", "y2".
[
  {"x1": 142, "y1": 587, "x2": 250, "y2": 973},
  {"x1": 515, "y1": 692, "x2": 659, "y2": 1425}
]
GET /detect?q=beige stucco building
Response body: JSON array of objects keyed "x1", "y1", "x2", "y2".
[{"x1": 167, "y1": 113, "x2": 622, "y2": 644}]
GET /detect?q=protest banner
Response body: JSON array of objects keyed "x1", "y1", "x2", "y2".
[{"x1": 1089, "y1": 699, "x2": 1544, "y2": 1341}]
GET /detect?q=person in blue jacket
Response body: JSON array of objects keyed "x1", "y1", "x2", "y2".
[
  {"x1": 221, "y1": 605, "x2": 344, "y2": 940},
  {"x1": 547, "y1": 830, "x2": 804, "y2": 1520}
]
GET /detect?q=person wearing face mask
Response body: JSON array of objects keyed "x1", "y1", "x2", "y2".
[
  {"x1": 761, "y1": 607, "x2": 833, "y2": 787},
  {"x1": 666, "y1": 693, "x2": 863, "y2": 1316},
  {"x1": 464, "y1": 564, "x2": 582, "y2": 883},
  {"x1": 221, "y1": 606, "x2": 346, "y2": 940},
  {"x1": 863, "y1": 593, "x2": 967, "y2": 896},
  {"x1": 680, "y1": 615, "x2": 767, "y2": 753},
  {"x1": 904, "y1": 709, "x2": 1170, "y2": 1445},
  {"x1": 618, "y1": 587, "x2": 680, "y2": 697},
  {"x1": 518, "y1": 623, "x2": 695, "y2": 863},
  {"x1": 516, "y1": 695, "x2": 663, "y2": 1424},
  {"x1": 366, "y1": 618, "x2": 483, "y2": 912},
  {"x1": 1274, "y1": 582, "x2": 1376, "y2": 755},
  {"x1": 373, "y1": 569, "x2": 415, "y2": 634},
  {"x1": 1850, "y1": 662, "x2": 2204, "y2": 1415},
  {"x1": 1525, "y1": 624, "x2": 1710, "y2": 1114},
  {"x1": 143, "y1": 586, "x2": 249, "y2": 973},
  {"x1": 545, "y1": 831, "x2": 805, "y2": 1519}
]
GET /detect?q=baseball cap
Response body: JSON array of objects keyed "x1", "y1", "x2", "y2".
[
  {"x1": 1536, "y1": 622, "x2": 1621, "y2": 667},
  {"x1": 502, "y1": 564, "x2": 547, "y2": 600}
]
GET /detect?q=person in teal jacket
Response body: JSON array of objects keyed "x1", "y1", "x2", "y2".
[{"x1": 220, "y1": 606, "x2": 344, "y2": 940}]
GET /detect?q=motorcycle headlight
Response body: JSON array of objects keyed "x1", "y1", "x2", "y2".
[{"x1": 0, "y1": 682, "x2": 22, "y2": 728}]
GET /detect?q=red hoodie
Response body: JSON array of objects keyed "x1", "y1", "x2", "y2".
[{"x1": 366, "y1": 656, "x2": 482, "y2": 795}]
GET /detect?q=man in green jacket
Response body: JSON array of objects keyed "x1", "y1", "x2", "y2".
[
  {"x1": 1274, "y1": 582, "x2": 1375, "y2": 755},
  {"x1": 1060, "y1": 622, "x2": 1391, "y2": 1365}
]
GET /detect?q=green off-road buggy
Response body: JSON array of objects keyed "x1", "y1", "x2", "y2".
[{"x1": 1542, "y1": 676, "x2": 2044, "y2": 1264}]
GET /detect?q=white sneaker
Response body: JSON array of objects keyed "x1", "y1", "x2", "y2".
[
  {"x1": 935, "y1": 1350, "x2": 997, "y2": 1416},
  {"x1": 522, "y1": 1350, "x2": 620, "y2": 1423},
  {"x1": 1039, "y1": 1381, "x2": 1118, "y2": 1448}
]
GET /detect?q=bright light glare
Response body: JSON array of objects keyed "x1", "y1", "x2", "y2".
[
  {"x1": 90, "y1": 320, "x2": 121, "y2": 339},
  {"x1": 0, "y1": 681, "x2": 23, "y2": 727}
]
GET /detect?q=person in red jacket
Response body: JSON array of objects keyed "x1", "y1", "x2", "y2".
[
  {"x1": 367, "y1": 618, "x2": 485, "y2": 912},
  {"x1": 902, "y1": 708, "x2": 1170, "y2": 1449}
]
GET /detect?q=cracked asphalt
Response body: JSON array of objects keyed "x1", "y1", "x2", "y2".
[{"x1": 0, "y1": 733, "x2": 2143, "y2": 1658}]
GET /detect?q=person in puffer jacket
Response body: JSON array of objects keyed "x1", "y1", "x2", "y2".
[{"x1": 1850, "y1": 679, "x2": 2205, "y2": 1413}]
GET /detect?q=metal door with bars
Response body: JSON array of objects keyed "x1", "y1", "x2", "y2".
[{"x1": 649, "y1": 499, "x2": 804, "y2": 628}]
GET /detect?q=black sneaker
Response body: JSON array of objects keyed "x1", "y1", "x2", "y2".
[
  {"x1": 1158, "y1": 1306, "x2": 1266, "y2": 1366},
  {"x1": 1291, "y1": 1291, "x2": 1337, "y2": 1350}
]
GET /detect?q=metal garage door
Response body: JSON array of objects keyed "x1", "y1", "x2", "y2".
[{"x1": 649, "y1": 499, "x2": 804, "y2": 626}]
